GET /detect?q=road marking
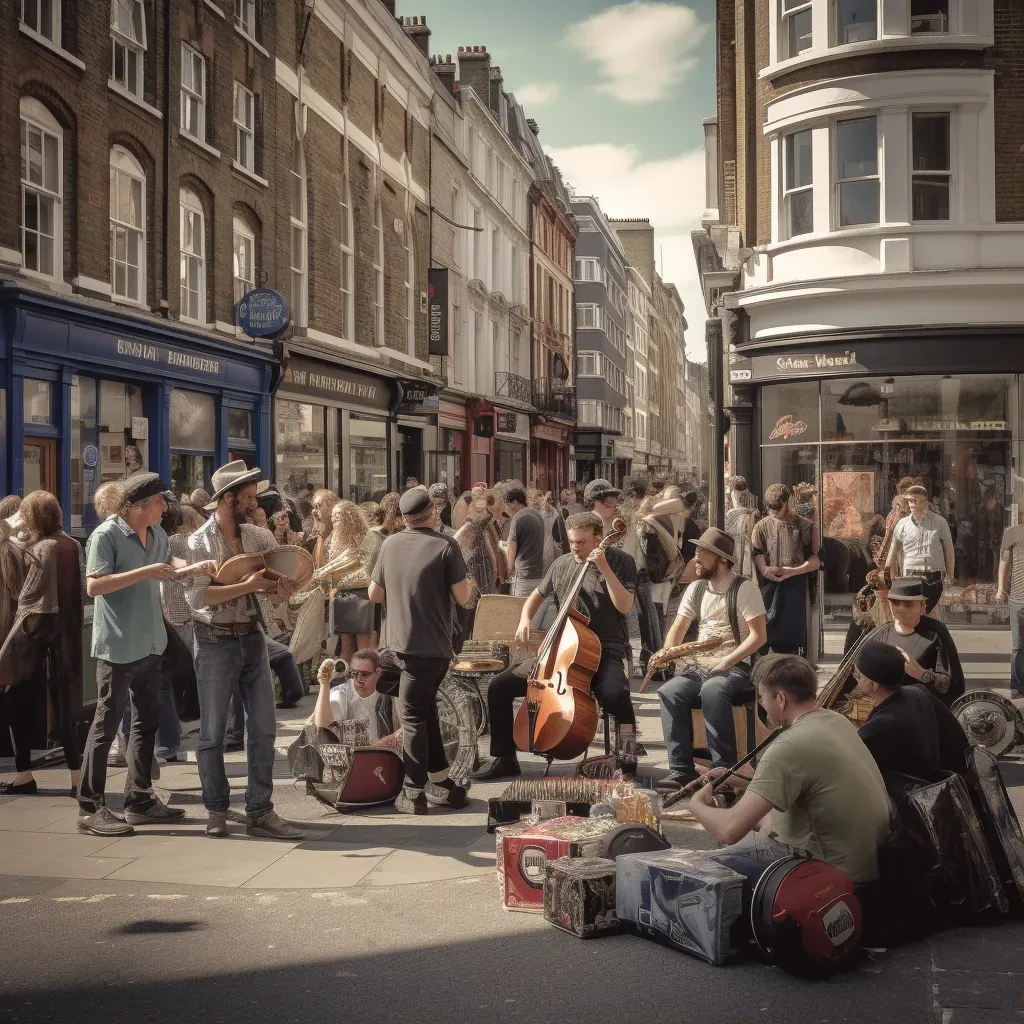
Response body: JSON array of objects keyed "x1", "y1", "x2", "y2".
[{"x1": 0, "y1": 897, "x2": 31, "y2": 904}]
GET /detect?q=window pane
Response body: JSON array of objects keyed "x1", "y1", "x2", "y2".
[
  {"x1": 227, "y1": 408, "x2": 251, "y2": 440},
  {"x1": 838, "y1": 179, "x2": 880, "y2": 226},
  {"x1": 913, "y1": 113, "x2": 950, "y2": 171},
  {"x1": 786, "y1": 190, "x2": 814, "y2": 236},
  {"x1": 911, "y1": 0, "x2": 949, "y2": 33},
  {"x1": 786, "y1": 129, "x2": 813, "y2": 188},
  {"x1": 836, "y1": 0, "x2": 877, "y2": 43},
  {"x1": 169, "y1": 388, "x2": 216, "y2": 450},
  {"x1": 912, "y1": 177, "x2": 950, "y2": 221},
  {"x1": 276, "y1": 400, "x2": 326, "y2": 508},
  {"x1": 23, "y1": 379, "x2": 53, "y2": 425},
  {"x1": 785, "y1": 8, "x2": 812, "y2": 57},
  {"x1": 837, "y1": 117, "x2": 877, "y2": 178}
]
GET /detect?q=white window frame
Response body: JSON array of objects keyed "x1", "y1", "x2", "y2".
[
  {"x1": 233, "y1": 82, "x2": 255, "y2": 172},
  {"x1": 405, "y1": 228, "x2": 415, "y2": 356},
  {"x1": 577, "y1": 351, "x2": 599, "y2": 376},
  {"x1": 833, "y1": 115, "x2": 880, "y2": 228},
  {"x1": 832, "y1": 0, "x2": 878, "y2": 46},
  {"x1": 109, "y1": 146, "x2": 146, "y2": 304},
  {"x1": 636, "y1": 366, "x2": 647, "y2": 399},
  {"x1": 780, "y1": 0, "x2": 812, "y2": 60},
  {"x1": 340, "y1": 172, "x2": 354, "y2": 342},
  {"x1": 232, "y1": 216, "x2": 255, "y2": 306},
  {"x1": 290, "y1": 141, "x2": 308, "y2": 328},
  {"x1": 179, "y1": 189, "x2": 205, "y2": 324},
  {"x1": 22, "y1": 0, "x2": 60, "y2": 44},
  {"x1": 911, "y1": 0, "x2": 950, "y2": 35},
  {"x1": 782, "y1": 128, "x2": 814, "y2": 239},
  {"x1": 576, "y1": 303, "x2": 601, "y2": 329},
  {"x1": 180, "y1": 43, "x2": 206, "y2": 143},
  {"x1": 235, "y1": 0, "x2": 256, "y2": 37},
  {"x1": 574, "y1": 257, "x2": 602, "y2": 283},
  {"x1": 373, "y1": 196, "x2": 385, "y2": 346},
  {"x1": 20, "y1": 99, "x2": 63, "y2": 283},
  {"x1": 911, "y1": 110, "x2": 953, "y2": 223},
  {"x1": 110, "y1": 0, "x2": 146, "y2": 99}
]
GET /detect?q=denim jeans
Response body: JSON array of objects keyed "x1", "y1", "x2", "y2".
[
  {"x1": 657, "y1": 666, "x2": 753, "y2": 774},
  {"x1": 1011, "y1": 600, "x2": 1024, "y2": 692},
  {"x1": 79, "y1": 654, "x2": 163, "y2": 814},
  {"x1": 224, "y1": 635, "x2": 303, "y2": 745},
  {"x1": 636, "y1": 570, "x2": 663, "y2": 656},
  {"x1": 194, "y1": 631, "x2": 277, "y2": 818}
]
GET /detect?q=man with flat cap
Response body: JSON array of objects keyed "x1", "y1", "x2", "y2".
[
  {"x1": 78, "y1": 473, "x2": 215, "y2": 837},
  {"x1": 852, "y1": 640, "x2": 971, "y2": 780},
  {"x1": 869, "y1": 577, "x2": 965, "y2": 707},
  {"x1": 369, "y1": 486, "x2": 477, "y2": 814}
]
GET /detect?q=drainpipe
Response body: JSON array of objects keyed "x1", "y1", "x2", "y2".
[{"x1": 160, "y1": 0, "x2": 171, "y2": 315}]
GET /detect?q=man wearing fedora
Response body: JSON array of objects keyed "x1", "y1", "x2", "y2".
[
  {"x1": 653, "y1": 527, "x2": 767, "y2": 791},
  {"x1": 185, "y1": 461, "x2": 303, "y2": 839},
  {"x1": 78, "y1": 473, "x2": 214, "y2": 837}
]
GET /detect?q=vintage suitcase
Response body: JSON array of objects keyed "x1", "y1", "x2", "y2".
[
  {"x1": 500, "y1": 816, "x2": 621, "y2": 912},
  {"x1": 616, "y1": 850, "x2": 745, "y2": 964},
  {"x1": 495, "y1": 820, "x2": 536, "y2": 892},
  {"x1": 543, "y1": 857, "x2": 619, "y2": 938}
]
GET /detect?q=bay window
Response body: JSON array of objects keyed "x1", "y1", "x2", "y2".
[
  {"x1": 911, "y1": 0, "x2": 950, "y2": 34},
  {"x1": 912, "y1": 112, "x2": 951, "y2": 222},
  {"x1": 834, "y1": 0, "x2": 877, "y2": 44},
  {"x1": 781, "y1": 0, "x2": 812, "y2": 59},
  {"x1": 783, "y1": 129, "x2": 814, "y2": 238},
  {"x1": 835, "y1": 116, "x2": 879, "y2": 227}
]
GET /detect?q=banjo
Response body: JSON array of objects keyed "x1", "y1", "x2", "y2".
[{"x1": 209, "y1": 544, "x2": 315, "y2": 589}]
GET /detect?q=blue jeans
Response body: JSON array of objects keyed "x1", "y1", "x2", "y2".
[
  {"x1": 194, "y1": 631, "x2": 277, "y2": 818},
  {"x1": 658, "y1": 667, "x2": 753, "y2": 775},
  {"x1": 224, "y1": 636, "x2": 303, "y2": 745}
]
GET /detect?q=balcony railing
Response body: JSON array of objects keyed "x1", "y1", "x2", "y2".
[
  {"x1": 533, "y1": 379, "x2": 577, "y2": 419},
  {"x1": 495, "y1": 371, "x2": 532, "y2": 405}
]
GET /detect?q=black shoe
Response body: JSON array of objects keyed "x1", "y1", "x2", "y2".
[
  {"x1": 70, "y1": 785, "x2": 77, "y2": 799},
  {"x1": 0, "y1": 779, "x2": 38, "y2": 795},
  {"x1": 394, "y1": 788, "x2": 428, "y2": 815},
  {"x1": 77, "y1": 806, "x2": 135, "y2": 837},
  {"x1": 425, "y1": 778, "x2": 470, "y2": 809},
  {"x1": 224, "y1": 742, "x2": 244, "y2": 753},
  {"x1": 472, "y1": 757, "x2": 522, "y2": 781},
  {"x1": 123, "y1": 798, "x2": 187, "y2": 824},
  {"x1": 655, "y1": 770, "x2": 699, "y2": 793}
]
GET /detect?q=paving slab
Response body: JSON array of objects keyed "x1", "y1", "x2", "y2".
[
  {"x1": 364, "y1": 835, "x2": 497, "y2": 886},
  {"x1": 0, "y1": 799, "x2": 79, "y2": 832},
  {"x1": 0, "y1": 830, "x2": 123, "y2": 858},
  {"x1": 0, "y1": 852, "x2": 134, "y2": 880},
  {"x1": 240, "y1": 844, "x2": 393, "y2": 889}
]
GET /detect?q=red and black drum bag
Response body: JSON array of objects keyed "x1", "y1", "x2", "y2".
[{"x1": 751, "y1": 857, "x2": 863, "y2": 975}]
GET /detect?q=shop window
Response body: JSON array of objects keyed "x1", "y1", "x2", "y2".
[
  {"x1": 233, "y1": 82, "x2": 254, "y2": 172},
  {"x1": 23, "y1": 379, "x2": 53, "y2": 425},
  {"x1": 180, "y1": 43, "x2": 206, "y2": 143},
  {"x1": 833, "y1": 0, "x2": 877, "y2": 44},
  {"x1": 276, "y1": 399, "x2": 326, "y2": 515},
  {"x1": 179, "y1": 189, "x2": 205, "y2": 323},
  {"x1": 20, "y1": 99, "x2": 63, "y2": 282},
  {"x1": 911, "y1": 0, "x2": 949, "y2": 34},
  {"x1": 835, "y1": 116, "x2": 879, "y2": 228},
  {"x1": 290, "y1": 141, "x2": 308, "y2": 329},
  {"x1": 340, "y1": 173, "x2": 353, "y2": 341},
  {"x1": 228, "y1": 407, "x2": 252, "y2": 441},
  {"x1": 781, "y1": 0, "x2": 812, "y2": 59},
  {"x1": 912, "y1": 112, "x2": 952, "y2": 222},
  {"x1": 22, "y1": 0, "x2": 61, "y2": 44},
  {"x1": 783, "y1": 129, "x2": 813, "y2": 239},
  {"x1": 761, "y1": 381, "x2": 821, "y2": 444},
  {"x1": 70, "y1": 376, "x2": 97, "y2": 531},
  {"x1": 232, "y1": 216, "x2": 255, "y2": 305},
  {"x1": 109, "y1": 146, "x2": 146, "y2": 303},
  {"x1": 95, "y1": 379, "x2": 146, "y2": 483},
  {"x1": 170, "y1": 388, "x2": 216, "y2": 450},
  {"x1": 110, "y1": 0, "x2": 146, "y2": 99}
]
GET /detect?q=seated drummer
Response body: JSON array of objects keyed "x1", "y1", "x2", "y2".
[
  {"x1": 654, "y1": 529, "x2": 767, "y2": 792},
  {"x1": 687, "y1": 655, "x2": 891, "y2": 887},
  {"x1": 312, "y1": 650, "x2": 402, "y2": 749},
  {"x1": 870, "y1": 577, "x2": 965, "y2": 707},
  {"x1": 473, "y1": 511, "x2": 638, "y2": 781},
  {"x1": 852, "y1": 640, "x2": 971, "y2": 780}
]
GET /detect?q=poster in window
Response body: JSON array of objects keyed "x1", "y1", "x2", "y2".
[{"x1": 822, "y1": 471, "x2": 875, "y2": 540}]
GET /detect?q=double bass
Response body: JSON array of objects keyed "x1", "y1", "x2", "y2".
[{"x1": 513, "y1": 519, "x2": 627, "y2": 761}]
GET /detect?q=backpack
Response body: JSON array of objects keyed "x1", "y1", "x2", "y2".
[
  {"x1": 725, "y1": 507, "x2": 759, "y2": 581},
  {"x1": 641, "y1": 514, "x2": 683, "y2": 584}
]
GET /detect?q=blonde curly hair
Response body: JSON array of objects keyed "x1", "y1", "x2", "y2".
[{"x1": 329, "y1": 500, "x2": 369, "y2": 554}]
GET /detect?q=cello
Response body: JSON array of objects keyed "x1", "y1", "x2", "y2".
[{"x1": 513, "y1": 518, "x2": 627, "y2": 761}]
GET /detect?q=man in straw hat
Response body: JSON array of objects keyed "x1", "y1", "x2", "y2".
[
  {"x1": 369, "y1": 486, "x2": 477, "y2": 814},
  {"x1": 185, "y1": 460, "x2": 303, "y2": 840},
  {"x1": 77, "y1": 473, "x2": 215, "y2": 837},
  {"x1": 653, "y1": 527, "x2": 767, "y2": 791}
]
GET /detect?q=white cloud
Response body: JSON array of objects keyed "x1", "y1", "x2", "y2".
[
  {"x1": 545, "y1": 142, "x2": 708, "y2": 359},
  {"x1": 565, "y1": 2, "x2": 708, "y2": 105},
  {"x1": 513, "y1": 82, "x2": 560, "y2": 106}
]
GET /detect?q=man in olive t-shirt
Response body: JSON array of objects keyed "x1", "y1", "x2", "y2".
[{"x1": 686, "y1": 654, "x2": 890, "y2": 885}]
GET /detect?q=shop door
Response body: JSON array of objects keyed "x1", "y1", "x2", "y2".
[
  {"x1": 398, "y1": 425, "x2": 423, "y2": 488},
  {"x1": 23, "y1": 438, "x2": 58, "y2": 498},
  {"x1": 425, "y1": 451, "x2": 460, "y2": 494}
]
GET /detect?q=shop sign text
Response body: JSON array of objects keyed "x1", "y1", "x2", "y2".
[
  {"x1": 776, "y1": 350, "x2": 857, "y2": 373},
  {"x1": 116, "y1": 338, "x2": 220, "y2": 376},
  {"x1": 769, "y1": 414, "x2": 808, "y2": 441},
  {"x1": 288, "y1": 368, "x2": 378, "y2": 403},
  {"x1": 236, "y1": 288, "x2": 290, "y2": 338}
]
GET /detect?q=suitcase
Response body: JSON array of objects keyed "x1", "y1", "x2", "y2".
[{"x1": 543, "y1": 857, "x2": 619, "y2": 938}]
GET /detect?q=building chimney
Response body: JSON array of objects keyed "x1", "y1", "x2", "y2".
[
  {"x1": 378, "y1": 0, "x2": 397, "y2": 16},
  {"x1": 526, "y1": 118, "x2": 540, "y2": 136},
  {"x1": 488, "y1": 65, "x2": 504, "y2": 119},
  {"x1": 456, "y1": 45, "x2": 491, "y2": 104},
  {"x1": 430, "y1": 54, "x2": 457, "y2": 97},
  {"x1": 401, "y1": 15, "x2": 431, "y2": 58}
]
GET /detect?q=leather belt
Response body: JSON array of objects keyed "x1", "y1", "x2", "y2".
[
  {"x1": 907, "y1": 569, "x2": 943, "y2": 581},
  {"x1": 194, "y1": 620, "x2": 262, "y2": 639}
]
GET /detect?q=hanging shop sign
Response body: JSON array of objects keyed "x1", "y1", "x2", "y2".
[
  {"x1": 495, "y1": 407, "x2": 530, "y2": 442},
  {"x1": 428, "y1": 269, "x2": 449, "y2": 357},
  {"x1": 236, "y1": 289, "x2": 290, "y2": 338}
]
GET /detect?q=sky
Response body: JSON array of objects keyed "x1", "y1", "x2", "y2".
[{"x1": 414, "y1": 0, "x2": 716, "y2": 362}]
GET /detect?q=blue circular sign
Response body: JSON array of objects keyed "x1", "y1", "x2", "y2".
[
  {"x1": 236, "y1": 288, "x2": 290, "y2": 338},
  {"x1": 83, "y1": 445, "x2": 99, "y2": 468}
]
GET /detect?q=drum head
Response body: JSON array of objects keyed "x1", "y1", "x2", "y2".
[
  {"x1": 264, "y1": 544, "x2": 315, "y2": 587},
  {"x1": 952, "y1": 689, "x2": 1023, "y2": 757}
]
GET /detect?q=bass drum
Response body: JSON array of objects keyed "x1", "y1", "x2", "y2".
[{"x1": 952, "y1": 689, "x2": 1024, "y2": 758}]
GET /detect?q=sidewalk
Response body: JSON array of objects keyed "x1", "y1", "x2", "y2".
[{"x1": 0, "y1": 626, "x2": 1015, "y2": 891}]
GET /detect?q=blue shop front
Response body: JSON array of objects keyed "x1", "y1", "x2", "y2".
[{"x1": 0, "y1": 283, "x2": 276, "y2": 538}]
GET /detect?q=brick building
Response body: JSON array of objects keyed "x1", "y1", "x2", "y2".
[
  {"x1": 695, "y1": 0, "x2": 1024, "y2": 624},
  {"x1": 0, "y1": 0, "x2": 280, "y2": 530}
]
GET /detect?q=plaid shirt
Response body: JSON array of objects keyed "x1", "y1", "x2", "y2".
[{"x1": 161, "y1": 533, "x2": 193, "y2": 626}]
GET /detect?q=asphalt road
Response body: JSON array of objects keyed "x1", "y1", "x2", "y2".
[{"x1": 1, "y1": 870, "x2": 1021, "y2": 1024}]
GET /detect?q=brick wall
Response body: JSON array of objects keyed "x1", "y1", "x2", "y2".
[
  {"x1": 715, "y1": 0, "x2": 738, "y2": 229},
  {"x1": 989, "y1": 0, "x2": 1024, "y2": 221}
]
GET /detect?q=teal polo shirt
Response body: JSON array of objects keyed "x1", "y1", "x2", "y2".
[{"x1": 86, "y1": 516, "x2": 170, "y2": 664}]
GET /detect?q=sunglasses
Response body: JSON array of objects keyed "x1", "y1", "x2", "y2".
[{"x1": 351, "y1": 669, "x2": 376, "y2": 679}]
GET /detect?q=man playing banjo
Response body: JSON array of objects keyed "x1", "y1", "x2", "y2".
[{"x1": 652, "y1": 528, "x2": 767, "y2": 792}]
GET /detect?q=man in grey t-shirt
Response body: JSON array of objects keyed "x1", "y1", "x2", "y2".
[
  {"x1": 370, "y1": 487, "x2": 476, "y2": 815},
  {"x1": 502, "y1": 483, "x2": 546, "y2": 597}
]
